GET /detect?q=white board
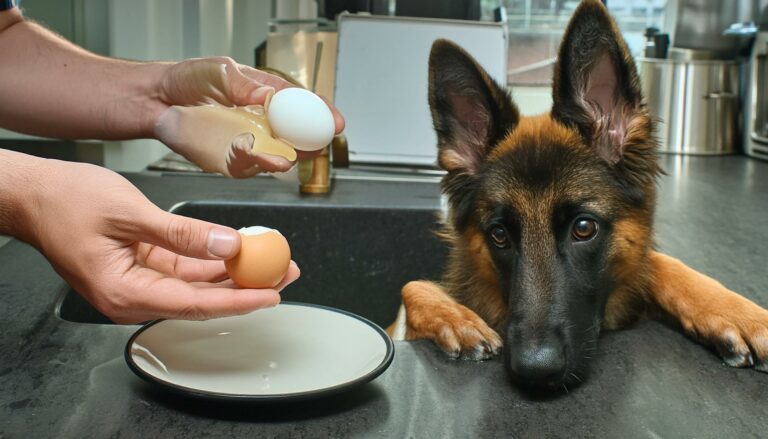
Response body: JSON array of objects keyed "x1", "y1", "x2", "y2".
[{"x1": 334, "y1": 14, "x2": 507, "y2": 166}]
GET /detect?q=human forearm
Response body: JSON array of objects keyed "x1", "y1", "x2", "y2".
[
  {"x1": 0, "y1": 6, "x2": 347, "y2": 178},
  {"x1": 0, "y1": 8, "x2": 169, "y2": 140}
]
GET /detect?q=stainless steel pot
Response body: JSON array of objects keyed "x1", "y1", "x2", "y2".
[
  {"x1": 744, "y1": 31, "x2": 768, "y2": 160},
  {"x1": 640, "y1": 56, "x2": 741, "y2": 155}
]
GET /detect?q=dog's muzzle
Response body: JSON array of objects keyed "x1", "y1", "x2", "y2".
[{"x1": 504, "y1": 331, "x2": 568, "y2": 388}]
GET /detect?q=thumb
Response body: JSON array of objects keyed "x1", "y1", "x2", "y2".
[{"x1": 139, "y1": 208, "x2": 241, "y2": 260}]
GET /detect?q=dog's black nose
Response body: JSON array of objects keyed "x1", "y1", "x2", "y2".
[{"x1": 507, "y1": 344, "x2": 567, "y2": 386}]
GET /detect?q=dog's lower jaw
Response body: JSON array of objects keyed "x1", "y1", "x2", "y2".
[
  {"x1": 503, "y1": 325, "x2": 600, "y2": 392},
  {"x1": 503, "y1": 351, "x2": 592, "y2": 393},
  {"x1": 504, "y1": 346, "x2": 567, "y2": 390}
]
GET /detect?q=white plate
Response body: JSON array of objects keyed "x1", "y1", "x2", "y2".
[{"x1": 125, "y1": 303, "x2": 394, "y2": 401}]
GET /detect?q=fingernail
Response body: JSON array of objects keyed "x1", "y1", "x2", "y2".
[{"x1": 207, "y1": 228, "x2": 239, "y2": 258}]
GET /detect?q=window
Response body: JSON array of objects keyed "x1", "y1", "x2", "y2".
[{"x1": 482, "y1": 0, "x2": 666, "y2": 85}]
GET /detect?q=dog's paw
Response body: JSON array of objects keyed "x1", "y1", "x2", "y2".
[
  {"x1": 649, "y1": 252, "x2": 768, "y2": 372},
  {"x1": 401, "y1": 280, "x2": 503, "y2": 361},
  {"x1": 409, "y1": 302, "x2": 502, "y2": 361},
  {"x1": 684, "y1": 307, "x2": 768, "y2": 373}
]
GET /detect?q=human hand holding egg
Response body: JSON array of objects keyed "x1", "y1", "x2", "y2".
[
  {"x1": 152, "y1": 58, "x2": 344, "y2": 178},
  {"x1": 149, "y1": 62, "x2": 335, "y2": 293},
  {"x1": 16, "y1": 156, "x2": 300, "y2": 324}
]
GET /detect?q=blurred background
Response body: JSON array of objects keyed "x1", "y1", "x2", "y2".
[{"x1": 2, "y1": 0, "x2": 767, "y2": 169}]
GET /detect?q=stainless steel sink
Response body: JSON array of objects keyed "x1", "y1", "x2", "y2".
[{"x1": 56, "y1": 200, "x2": 447, "y2": 327}]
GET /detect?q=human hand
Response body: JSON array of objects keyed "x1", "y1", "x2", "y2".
[
  {"x1": 152, "y1": 57, "x2": 345, "y2": 178},
  {"x1": 25, "y1": 159, "x2": 298, "y2": 323}
]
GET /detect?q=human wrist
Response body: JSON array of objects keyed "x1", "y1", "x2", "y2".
[
  {"x1": 0, "y1": 150, "x2": 48, "y2": 242},
  {"x1": 108, "y1": 61, "x2": 173, "y2": 140}
]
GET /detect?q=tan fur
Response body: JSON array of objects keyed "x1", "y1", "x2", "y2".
[
  {"x1": 490, "y1": 115, "x2": 582, "y2": 159},
  {"x1": 603, "y1": 218, "x2": 652, "y2": 329},
  {"x1": 388, "y1": 280, "x2": 502, "y2": 360},
  {"x1": 648, "y1": 252, "x2": 768, "y2": 365},
  {"x1": 390, "y1": 0, "x2": 768, "y2": 378},
  {"x1": 389, "y1": 113, "x2": 768, "y2": 372}
]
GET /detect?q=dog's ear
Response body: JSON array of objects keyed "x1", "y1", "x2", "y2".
[
  {"x1": 551, "y1": 0, "x2": 649, "y2": 165},
  {"x1": 429, "y1": 39, "x2": 519, "y2": 175}
]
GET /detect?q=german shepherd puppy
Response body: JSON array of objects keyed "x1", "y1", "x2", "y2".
[{"x1": 390, "y1": 0, "x2": 768, "y2": 391}]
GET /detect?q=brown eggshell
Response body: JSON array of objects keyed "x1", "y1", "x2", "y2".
[{"x1": 225, "y1": 230, "x2": 291, "y2": 289}]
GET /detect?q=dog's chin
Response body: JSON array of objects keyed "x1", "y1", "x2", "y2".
[
  {"x1": 505, "y1": 363, "x2": 589, "y2": 397},
  {"x1": 511, "y1": 365, "x2": 588, "y2": 392},
  {"x1": 503, "y1": 341, "x2": 594, "y2": 395}
]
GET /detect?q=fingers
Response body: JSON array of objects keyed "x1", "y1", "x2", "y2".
[
  {"x1": 229, "y1": 64, "x2": 290, "y2": 106},
  {"x1": 236, "y1": 65, "x2": 345, "y2": 134},
  {"x1": 239, "y1": 65, "x2": 295, "y2": 93},
  {"x1": 135, "y1": 208, "x2": 242, "y2": 260},
  {"x1": 249, "y1": 86, "x2": 275, "y2": 105},
  {"x1": 214, "y1": 261, "x2": 299, "y2": 290},
  {"x1": 246, "y1": 152, "x2": 295, "y2": 173},
  {"x1": 174, "y1": 258, "x2": 230, "y2": 283},
  {"x1": 139, "y1": 247, "x2": 299, "y2": 286},
  {"x1": 163, "y1": 58, "x2": 345, "y2": 135},
  {"x1": 226, "y1": 133, "x2": 261, "y2": 178},
  {"x1": 273, "y1": 261, "x2": 300, "y2": 290},
  {"x1": 333, "y1": 111, "x2": 346, "y2": 135},
  {"x1": 318, "y1": 95, "x2": 346, "y2": 134},
  {"x1": 137, "y1": 243, "x2": 229, "y2": 282},
  {"x1": 226, "y1": 132, "x2": 296, "y2": 177},
  {"x1": 108, "y1": 273, "x2": 281, "y2": 324},
  {"x1": 106, "y1": 262, "x2": 302, "y2": 323}
]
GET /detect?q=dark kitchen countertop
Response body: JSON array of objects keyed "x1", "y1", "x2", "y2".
[{"x1": 1, "y1": 155, "x2": 767, "y2": 438}]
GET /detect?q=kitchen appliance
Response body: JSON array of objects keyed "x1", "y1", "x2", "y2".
[
  {"x1": 640, "y1": 53, "x2": 741, "y2": 155},
  {"x1": 744, "y1": 28, "x2": 768, "y2": 159},
  {"x1": 645, "y1": 0, "x2": 768, "y2": 156}
]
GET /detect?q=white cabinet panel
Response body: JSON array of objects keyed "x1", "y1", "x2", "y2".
[{"x1": 335, "y1": 14, "x2": 507, "y2": 165}]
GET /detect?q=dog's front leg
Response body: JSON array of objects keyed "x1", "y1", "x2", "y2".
[
  {"x1": 648, "y1": 251, "x2": 768, "y2": 371},
  {"x1": 391, "y1": 280, "x2": 502, "y2": 360}
]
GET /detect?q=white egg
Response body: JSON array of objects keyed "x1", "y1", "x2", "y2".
[{"x1": 267, "y1": 88, "x2": 335, "y2": 151}]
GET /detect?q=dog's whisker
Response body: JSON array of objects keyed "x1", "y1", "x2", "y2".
[{"x1": 569, "y1": 372, "x2": 583, "y2": 383}]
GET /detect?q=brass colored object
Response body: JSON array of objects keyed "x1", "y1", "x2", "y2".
[
  {"x1": 331, "y1": 134, "x2": 349, "y2": 169},
  {"x1": 299, "y1": 135, "x2": 349, "y2": 194},
  {"x1": 261, "y1": 38, "x2": 346, "y2": 193},
  {"x1": 298, "y1": 147, "x2": 331, "y2": 194}
]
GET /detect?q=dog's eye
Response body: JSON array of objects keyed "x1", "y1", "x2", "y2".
[
  {"x1": 572, "y1": 218, "x2": 598, "y2": 241},
  {"x1": 489, "y1": 226, "x2": 510, "y2": 248}
]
